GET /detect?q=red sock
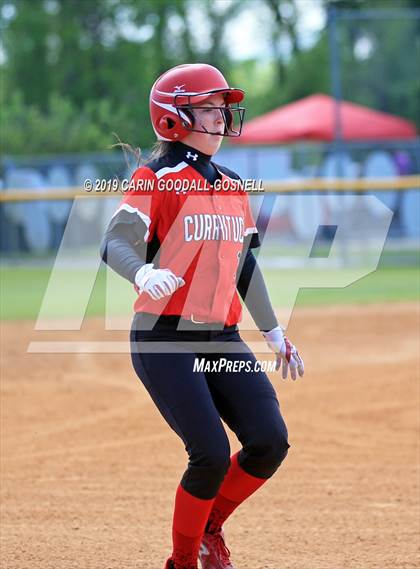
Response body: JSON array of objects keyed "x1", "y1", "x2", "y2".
[
  {"x1": 172, "y1": 484, "x2": 215, "y2": 568},
  {"x1": 206, "y1": 452, "x2": 268, "y2": 533}
]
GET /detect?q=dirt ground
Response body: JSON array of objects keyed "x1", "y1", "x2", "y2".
[{"x1": 1, "y1": 303, "x2": 419, "y2": 569}]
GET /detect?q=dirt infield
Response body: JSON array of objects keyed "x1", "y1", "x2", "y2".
[{"x1": 1, "y1": 303, "x2": 419, "y2": 569}]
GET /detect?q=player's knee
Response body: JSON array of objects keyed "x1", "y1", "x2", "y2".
[
  {"x1": 269, "y1": 430, "x2": 290, "y2": 468},
  {"x1": 241, "y1": 428, "x2": 290, "y2": 479},
  {"x1": 259, "y1": 432, "x2": 289, "y2": 473},
  {"x1": 182, "y1": 461, "x2": 230, "y2": 499},
  {"x1": 200, "y1": 447, "x2": 231, "y2": 480},
  {"x1": 182, "y1": 443, "x2": 231, "y2": 499}
]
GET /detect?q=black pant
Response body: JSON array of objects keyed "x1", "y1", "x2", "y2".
[{"x1": 130, "y1": 312, "x2": 290, "y2": 500}]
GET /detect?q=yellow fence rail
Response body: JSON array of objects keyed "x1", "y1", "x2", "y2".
[{"x1": 0, "y1": 175, "x2": 419, "y2": 202}]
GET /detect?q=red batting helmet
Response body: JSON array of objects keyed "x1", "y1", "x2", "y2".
[{"x1": 149, "y1": 63, "x2": 245, "y2": 141}]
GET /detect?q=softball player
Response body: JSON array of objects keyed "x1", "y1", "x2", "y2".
[{"x1": 100, "y1": 63, "x2": 304, "y2": 569}]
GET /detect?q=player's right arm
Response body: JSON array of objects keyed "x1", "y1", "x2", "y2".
[{"x1": 100, "y1": 167, "x2": 184, "y2": 300}]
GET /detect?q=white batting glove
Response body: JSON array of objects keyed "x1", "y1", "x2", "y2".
[
  {"x1": 262, "y1": 325, "x2": 305, "y2": 380},
  {"x1": 135, "y1": 264, "x2": 185, "y2": 301}
]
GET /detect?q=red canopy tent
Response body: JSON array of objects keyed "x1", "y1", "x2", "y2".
[{"x1": 234, "y1": 93, "x2": 417, "y2": 144}]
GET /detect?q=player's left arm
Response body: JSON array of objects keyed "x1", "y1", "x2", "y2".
[
  {"x1": 238, "y1": 186, "x2": 304, "y2": 380},
  {"x1": 236, "y1": 248, "x2": 304, "y2": 380},
  {"x1": 236, "y1": 247, "x2": 277, "y2": 332},
  {"x1": 216, "y1": 164, "x2": 304, "y2": 379}
]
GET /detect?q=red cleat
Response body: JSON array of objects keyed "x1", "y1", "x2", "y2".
[{"x1": 199, "y1": 529, "x2": 236, "y2": 569}]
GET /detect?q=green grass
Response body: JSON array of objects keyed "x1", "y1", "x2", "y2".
[
  {"x1": 266, "y1": 266, "x2": 419, "y2": 307},
  {"x1": 0, "y1": 267, "x2": 121, "y2": 321},
  {"x1": 1, "y1": 264, "x2": 418, "y2": 321}
]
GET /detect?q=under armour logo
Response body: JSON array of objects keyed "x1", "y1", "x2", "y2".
[
  {"x1": 186, "y1": 152, "x2": 198, "y2": 161},
  {"x1": 173, "y1": 84, "x2": 186, "y2": 93}
]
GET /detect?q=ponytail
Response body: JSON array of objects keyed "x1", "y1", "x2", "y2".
[{"x1": 111, "y1": 135, "x2": 173, "y2": 172}]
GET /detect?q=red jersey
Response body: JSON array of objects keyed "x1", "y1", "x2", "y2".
[{"x1": 112, "y1": 148, "x2": 259, "y2": 326}]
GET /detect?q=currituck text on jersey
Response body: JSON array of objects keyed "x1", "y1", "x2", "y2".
[{"x1": 184, "y1": 213, "x2": 244, "y2": 242}]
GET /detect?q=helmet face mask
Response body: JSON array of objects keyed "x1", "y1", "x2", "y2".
[
  {"x1": 149, "y1": 64, "x2": 245, "y2": 141},
  {"x1": 174, "y1": 93, "x2": 245, "y2": 138}
]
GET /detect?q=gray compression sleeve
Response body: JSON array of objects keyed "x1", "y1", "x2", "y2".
[
  {"x1": 237, "y1": 249, "x2": 279, "y2": 332},
  {"x1": 100, "y1": 217, "x2": 147, "y2": 284}
]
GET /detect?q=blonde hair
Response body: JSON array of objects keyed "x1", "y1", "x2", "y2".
[
  {"x1": 148, "y1": 141, "x2": 173, "y2": 161},
  {"x1": 111, "y1": 135, "x2": 173, "y2": 170}
]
